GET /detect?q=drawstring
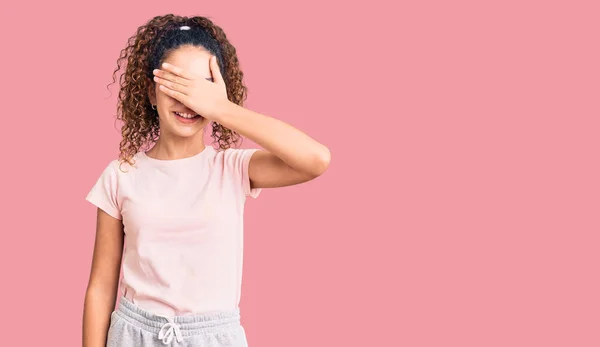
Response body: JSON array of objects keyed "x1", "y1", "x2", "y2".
[{"x1": 157, "y1": 315, "x2": 183, "y2": 345}]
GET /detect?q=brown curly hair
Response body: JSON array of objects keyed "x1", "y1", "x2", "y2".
[{"x1": 108, "y1": 14, "x2": 246, "y2": 166}]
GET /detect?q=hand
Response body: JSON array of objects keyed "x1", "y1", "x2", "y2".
[{"x1": 152, "y1": 56, "x2": 229, "y2": 121}]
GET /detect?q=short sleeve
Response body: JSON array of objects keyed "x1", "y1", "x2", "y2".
[
  {"x1": 228, "y1": 148, "x2": 262, "y2": 199},
  {"x1": 85, "y1": 160, "x2": 122, "y2": 220}
]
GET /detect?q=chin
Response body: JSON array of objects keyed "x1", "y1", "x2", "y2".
[{"x1": 170, "y1": 125, "x2": 204, "y2": 138}]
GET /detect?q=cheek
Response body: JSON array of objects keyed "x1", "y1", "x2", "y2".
[
  {"x1": 156, "y1": 84, "x2": 166, "y2": 98},
  {"x1": 157, "y1": 91, "x2": 175, "y2": 107},
  {"x1": 156, "y1": 98, "x2": 173, "y2": 119}
]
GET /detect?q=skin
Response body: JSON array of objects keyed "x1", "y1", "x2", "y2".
[
  {"x1": 83, "y1": 44, "x2": 330, "y2": 346},
  {"x1": 83, "y1": 209, "x2": 124, "y2": 347}
]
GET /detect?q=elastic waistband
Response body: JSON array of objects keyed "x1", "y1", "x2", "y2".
[{"x1": 114, "y1": 297, "x2": 241, "y2": 337}]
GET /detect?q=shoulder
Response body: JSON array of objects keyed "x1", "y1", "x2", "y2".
[
  {"x1": 110, "y1": 153, "x2": 144, "y2": 173},
  {"x1": 210, "y1": 147, "x2": 262, "y2": 198},
  {"x1": 213, "y1": 146, "x2": 257, "y2": 156},
  {"x1": 211, "y1": 147, "x2": 260, "y2": 165},
  {"x1": 94, "y1": 155, "x2": 141, "y2": 183}
]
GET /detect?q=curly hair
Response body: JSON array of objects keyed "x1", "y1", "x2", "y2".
[{"x1": 108, "y1": 14, "x2": 246, "y2": 166}]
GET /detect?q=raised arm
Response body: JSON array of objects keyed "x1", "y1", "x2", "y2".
[
  {"x1": 152, "y1": 58, "x2": 331, "y2": 190},
  {"x1": 215, "y1": 101, "x2": 331, "y2": 189}
]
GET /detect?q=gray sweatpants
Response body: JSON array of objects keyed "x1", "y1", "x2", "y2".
[{"x1": 107, "y1": 297, "x2": 249, "y2": 346}]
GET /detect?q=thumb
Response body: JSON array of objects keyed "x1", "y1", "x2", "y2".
[{"x1": 210, "y1": 56, "x2": 225, "y2": 85}]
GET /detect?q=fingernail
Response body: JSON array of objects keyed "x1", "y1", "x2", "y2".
[{"x1": 162, "y1": 62, "x2": 169, "y2": 68}]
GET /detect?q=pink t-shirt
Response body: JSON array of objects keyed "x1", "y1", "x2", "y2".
[{"x1": 85, "y1": 145, "x2": 261, "y2": 316}]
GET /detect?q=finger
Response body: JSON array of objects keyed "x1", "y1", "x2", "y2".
[
  {"x1": 153, "y1": 67, "x2": 191, "y2": 87},
  {"x1": 153, "y1": 69, "x2": 190, "y2": 87},
  {"x1": 159, "y1": 84, "x2": 187, "y2": 102},
  {"x1": 154, "y1": 76, "x2": 188, "y2": 95},
  {"x1": 160, "y1": 62, "x2": 193, "y2": 80},
  {"x1": 210, "y1": 56, "x2": 225, "y2": 85}
]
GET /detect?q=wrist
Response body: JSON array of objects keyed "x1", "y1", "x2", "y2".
[{"x1": 212, "y1": 99, "x2": 238, "y2": 124}]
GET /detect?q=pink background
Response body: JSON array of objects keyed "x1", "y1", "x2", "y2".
[{"x1": 0, "y1": 0, "x2": 598, "y2": 346}]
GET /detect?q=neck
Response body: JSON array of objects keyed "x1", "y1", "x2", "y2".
[{"x1": 147, "y1": 132, "x2": 206, "y2": 160}]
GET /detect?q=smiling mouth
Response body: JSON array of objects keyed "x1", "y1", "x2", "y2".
[{"x1": 173, "y1": 111, "x2": 201, "y2": 119}]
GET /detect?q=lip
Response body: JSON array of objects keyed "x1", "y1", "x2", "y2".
[{"x1": 173, "y1": 111, "x2": 202, "y2": 124}]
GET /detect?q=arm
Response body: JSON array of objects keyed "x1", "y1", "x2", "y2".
[
  {"x1": 152, "y1": 59, "x2": 330, "y2": 188},
  {"x1": 82, "y1": 209, "x2": 124, "y2": 347},
  {"x1": 215, "y1": 101, "x2": 331, "y2": 189}
]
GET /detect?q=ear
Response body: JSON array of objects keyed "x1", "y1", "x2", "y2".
[{"x1": 148, "y1": 83, "x2": 157, "y2": 105}]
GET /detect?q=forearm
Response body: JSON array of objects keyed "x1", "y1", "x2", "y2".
[
  {"x1": 215, "y1": 101, "x2": 331, "y2": 176},
  {"x1": 83, "y1": 286, "x2": 118, "y2": 347}
]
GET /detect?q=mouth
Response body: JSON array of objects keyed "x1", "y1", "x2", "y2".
[
  {"x1": 173, "y1": 111, "x2": 203, "y2": 123},
  {"x1": 173, "y1": 111, "x2": 201, "y2": 119}
]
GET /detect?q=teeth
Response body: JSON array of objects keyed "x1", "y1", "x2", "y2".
[{"x1": 175, "y1": 112, "x2": 197, "y2": 119}]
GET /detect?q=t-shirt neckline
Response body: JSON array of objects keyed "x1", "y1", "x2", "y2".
[{"x1": 140, "y1": 145, "x2": 214, "y2": 164}]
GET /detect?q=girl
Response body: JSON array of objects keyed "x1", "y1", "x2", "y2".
[{"x1": 82, "y1": 14, "x2": 330, "y2": 347}]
